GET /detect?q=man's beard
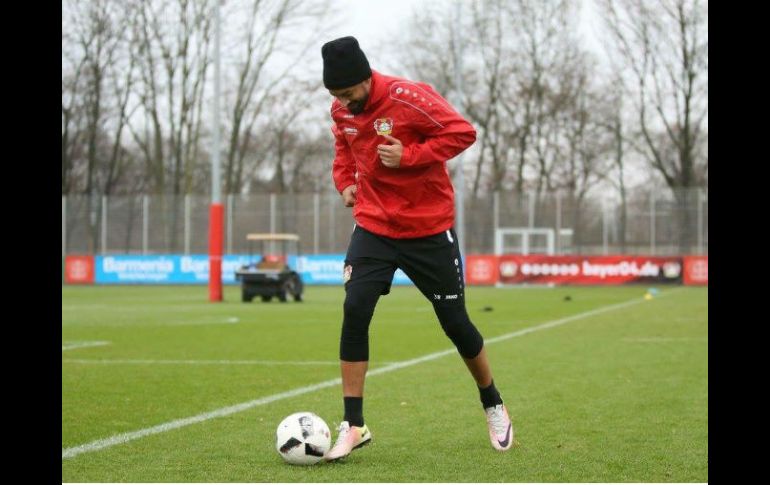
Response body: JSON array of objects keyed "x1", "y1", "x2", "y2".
[{"x1": 347, "y1": 93, "x2": 369, "y2": 114}]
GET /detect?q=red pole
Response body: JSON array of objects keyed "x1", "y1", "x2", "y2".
[{"x1": 209, "y1": 203, "x2": 223, "y2": 301}]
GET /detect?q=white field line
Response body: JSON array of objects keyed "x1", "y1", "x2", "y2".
[
  {"x1": 622, "y1": 337, "x2": 707, "y2": 343},
  {"x1": 162, "y1": 317, "x2": 241, "y2": 326},
  {"x1": 62, "y1": 341, "x2": 111, "y2": 352},
  {"x1": 63, "y1": 359, "x2": 344, "y2": 366},
  {"x1": 62, "y1": 377, "x2": 343, "y2": 460},
  {"x1": 64, "y1": 317, "x2": 242, "y2": 328},
  {"x1": 62, "y1": 289, "x2": 684, "y2": 460}
]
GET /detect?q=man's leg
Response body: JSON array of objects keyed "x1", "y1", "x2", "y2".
[
  {"x1": 328, "y1": 280, "x2": 390, "y2": 461},
  {"x1": 338, "y1": 276, "x2": 393, "y2": 418},
  {"x1": 327, "y1": 226, "x2": 396, "y2": 461},
  {"x1": 397, "y1": 228, "x2": 514, "y2": 451},
  {"x1": 341, "y1": 361, "x2": 368, "y2": 397},
  {"x1": 462, "y1": 346, "x2": 492, "y2": 388},
  {"x1": 338, "y1": 360, "x2": 367, "y2": 441}
]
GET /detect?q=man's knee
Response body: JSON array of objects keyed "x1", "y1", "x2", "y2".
[
  {"x1": 433, "y1": 302, "x2": 484, "y2": 359},
  {"x1": 340, "y1": 282, "x2": 383, "y2": 361},
  {"x1": 342, "y1": 283, "x2": 381, "y2": 331}
]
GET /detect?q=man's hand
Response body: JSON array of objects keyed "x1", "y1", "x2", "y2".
[
  {"x1": 377, "y1": 134, "x2": 403, "y2": 168},
  {"x1": 341, "y1": 184, "x2": 357, "y2": 207}
]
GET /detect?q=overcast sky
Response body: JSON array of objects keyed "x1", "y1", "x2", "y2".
[
  {"x1": 319, "y1": 0, "x2": 606, "y2": 74},
  {"x1": 322, "y1": 0, "x2": 433, "y2": 69}
]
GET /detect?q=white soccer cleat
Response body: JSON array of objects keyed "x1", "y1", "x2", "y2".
[
  {"x1": 324, "y1": 421, "x2": 372, "y2": 461},
  {"x1": 485, "y1": 404, "x2": 514, "y2": 451}
]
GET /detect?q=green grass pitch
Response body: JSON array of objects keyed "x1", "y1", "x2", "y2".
[{"x1": 62, "y1": 284, "x2": 707, "y2": 482}]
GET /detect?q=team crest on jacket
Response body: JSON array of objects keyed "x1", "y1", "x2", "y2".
[{"x1": 373, "y1": 118, "x2": 394, "y2": 136}]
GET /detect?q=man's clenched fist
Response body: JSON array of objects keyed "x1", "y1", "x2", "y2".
[
  {"x1": 342, "y1": 184, "x2": 357, "y2": 207},
  {"x1": 377, "y1": 134, "x2": 403, "y2": 168}
]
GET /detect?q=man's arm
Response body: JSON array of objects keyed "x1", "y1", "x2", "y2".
[
  {"x1": 390, "y1": 82, "x2": 477, "y2": 168},
  {"x1": 332, "y1": 124, "x2": 356, "y2": 192},
  {"x1": 331, "y1": 124, "x2": 357, "y2": 206}
]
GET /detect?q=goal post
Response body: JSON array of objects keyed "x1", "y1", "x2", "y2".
[
  {"x1": 493, "y1": 227, "x2": 575, "y2": 288},
  {"x1": 494, "y1": 228, "x2": 555, "y2": 256}
]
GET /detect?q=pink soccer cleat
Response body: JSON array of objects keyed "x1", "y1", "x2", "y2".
[
  {"x1": 485, "y1": 404, "x2": 514, "y2": 451},
  {"x1": 324, "y1": 421, "x2": 372, "y2": 462}
]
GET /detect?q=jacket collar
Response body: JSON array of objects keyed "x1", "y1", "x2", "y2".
[{"x1": 362, "y1": 70, "x2": 387, "y2": 113}]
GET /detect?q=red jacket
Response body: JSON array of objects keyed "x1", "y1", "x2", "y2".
[{"x1": 331, "y1": 70, "x2": 476, "y2": 239}]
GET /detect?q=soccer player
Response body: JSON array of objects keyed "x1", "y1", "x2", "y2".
[{"x1": 321, "y1": 36, "x2": 514, "y2": 461}]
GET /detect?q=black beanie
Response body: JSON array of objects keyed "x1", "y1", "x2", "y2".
[{"x1": 322, "y1": 36, "x2": 372, "y2": 90}]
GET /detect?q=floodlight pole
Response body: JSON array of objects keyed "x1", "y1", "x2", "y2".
[{"x1": 209, "y1": 0, "x2": 223, "y2": 302}]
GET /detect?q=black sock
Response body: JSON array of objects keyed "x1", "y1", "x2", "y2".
[
  {"x1": 478, "y1": 380, "x2": 503, "y2": 409},
  {"x1": 343, "y1": 396, "x2": 364, "y2": 427}
]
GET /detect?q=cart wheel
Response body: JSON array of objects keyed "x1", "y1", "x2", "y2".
[
  {"x1": 278, "y1": 279, "x2": 295, "y2": 303},
  {"x1": 261, "y1": 295, "x2": 272, "y2": 302},
  {"x1": 290, "y1": 274, "x2": 303, "y2": 302},
  {"x1": 242, "y1": 292, "x2": 253, "y2": 302}
]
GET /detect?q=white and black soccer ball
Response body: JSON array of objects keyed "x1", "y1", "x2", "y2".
[{"x1": 275, "y1": 412, "x2": 331, "y2": 465}]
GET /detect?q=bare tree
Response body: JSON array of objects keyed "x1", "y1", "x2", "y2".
[
  {"x1": 63, "y1": 0, "x2": 141, "y2": 251},
  {"x1": 592, "y1": 74, "x2": 633, "y2": 253},
  {"x1": 128, "y1": 0, "x2": 165, "y2": 193},
  {"x1": 599, "y1": 0, "x2": 708, "y2": 252},
  {"x1": 77, "y1": 1, "x2": 116, "y2": 199},
  {"x1": 221, "y1": 0, "x2": 335, "y2": 195},
  {"x1": 505, "y1": 0, "x2": 587, "y2": 196},
  {"x1": 465, "y1": 0, "x2": 509, "y2": 195},
  {"x1": 101, "y1": 6, "x2": 140, "y2": 196},
  {"x1": 552, "y1": 61, "x2": 615, "y2": 252},
  {"x1": 286, "y1": 132, "x2": 334, "y2": 193},
  {"x1": 62, "y1": 43, "x2": 88, "y2": 195},
  {"x1": 248, "y1": 82, "x2": 326, "y2": 193},
  {"x1": 128, "y1": 0, "x2": 213, "y2": 251},
  {"x1": 129, "y1": 0, "x2": 209, "y2": 191}
]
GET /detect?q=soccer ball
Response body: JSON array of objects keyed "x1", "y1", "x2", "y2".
[{"x1": 275, "y1": 412, "x2": 331, "y2": 465}]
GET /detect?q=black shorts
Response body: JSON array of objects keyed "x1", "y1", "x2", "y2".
[{"x1": 343, "y1": 224, "x2": 465, "y2": 303}]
